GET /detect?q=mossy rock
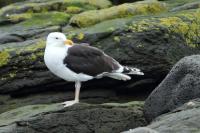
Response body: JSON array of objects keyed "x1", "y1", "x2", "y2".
[
  {"x1": 164, "y1": 0, "x2": 200, "y2": 9},
  {"x1": 63, "y1": 17, "x2": 132, "y2": 39},
  {"x1": 0, "y1": 0, "x2": 111, "y2": 17},
  {"x1": 0, "y1": 39, "x2": 45, "y2": 81},
  {"x1": 0, "y1": 101, "x2": 146, "y2": 133},
  {"x1": 3, "y1": 12, "x2": 70, "y2": 27},
  {"x1": 69, "y1": 0, "x2": 167, "y2": 28},
  {"x1": 0, "y1": 0, "x2": 25, "y2": 8},
  {"x1": 62, "y1": 0, "x2": 112, "y2": 9},
  {"x1": 19, "y1": 12, "x2": 70, "y2": 27},
  {"x1": 128, "y1": 9, "x2": 200, "y2": 47}
]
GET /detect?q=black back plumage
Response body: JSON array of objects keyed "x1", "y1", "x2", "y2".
[{"x1": 63, "y1": 44, "x2": 120, "y2": 76}]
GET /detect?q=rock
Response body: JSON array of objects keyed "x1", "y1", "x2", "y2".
[
  {"x1": 124, "y1": 98, "x2": 200, "y2": 133},
  {"x1": 144, "y1": 55, "x2": 200, "y2": 122},
  {"x1": 0, "y1": 34, "x2": 25, "y2": 44},
  {"x1": 0, "y1": 12, "x2": 70, "y2": 44},
  {"x1": 0, "y1": 101, "x2": 147, "y2": 133},
  {"x1": 122, "y1": 127, "x2": 159, "y2": 133},
  {"x1": 0, "y1": 0, "x2": 111, "y2": 17},
  {"x1": 0, "y1": 9, "x2": 200, "y2": 109},
  {"x1": 148, "y1": 98, "x2": 200, "y2": 133},
  {"x1": 0, "y1": 0, "x2": 25, "y2": 8},
  {"x1": 69, "y1": 0, "x2": 167, "y2": 28},
  {"x1": 171, "y1": 1, "x2": 200, "y2": 12}
]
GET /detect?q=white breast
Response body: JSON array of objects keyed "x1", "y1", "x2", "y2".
[{"x1": 44, "y1": 46, "x2": 93, "y2": 82}]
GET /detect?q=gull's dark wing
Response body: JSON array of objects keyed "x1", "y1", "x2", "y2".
[{"x1": 63, "y1": 44, "x2": 120, "y2": 76}]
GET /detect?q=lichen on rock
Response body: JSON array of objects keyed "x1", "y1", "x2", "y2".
[
  {"x1": 128, "y1": 9, "x2": 200, "y2": 47},
  {"x1": 0, "y1": 51, "x2": 10, "y2": 67}
]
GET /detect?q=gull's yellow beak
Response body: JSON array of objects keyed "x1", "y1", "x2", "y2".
[{"x1": 64, "y1": 39, "x2": 74, "y2": 45}]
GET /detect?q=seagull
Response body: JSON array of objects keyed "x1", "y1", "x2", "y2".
[{"x1": 44, "y1": 32, "x2": 144, "y2": 107}]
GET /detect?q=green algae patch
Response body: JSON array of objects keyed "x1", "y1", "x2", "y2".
[
  {"x1": 0, "y1": 51, "x2": 10, "y2": 67},
  {"x1": 19, "y1": 12, "x2": 70, "y2": 27},
  {"x1": 69, "y1": 0, "x2": 167, "y2": 28},
  {"x1": 128, "y1": 9, "x2": 200, "y2": 47}
]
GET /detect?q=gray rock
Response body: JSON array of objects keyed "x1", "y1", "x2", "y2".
[
  {"x1": 144, "y1": 55, "x2": 200, "y2": 122},
  {"x1": 148, "y1": 98, "x2": 200, "y2": 133},
  {"x1": 0, "y1": 34, "x2": 25, "y2": 44},
  {"x1": 122, "y1": 127, "x2": 159, "y2": 133},
  {"x1": 0, "y1": 101, "x2": 147, "y2": 133}
]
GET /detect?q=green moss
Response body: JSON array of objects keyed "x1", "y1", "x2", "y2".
[
  {"x1": 9, "y1": 73, "x2": 16, "y2": 78},
  {"x1": 6, "y1": 13, "x2": 33, "y2": 23},
  {"x1": 69, "y1": 0, "x2": 167, "y2": 27},
  {"x1": 76, "y1": 33, "x2": 85, "y2": 40},
  {"x1": 113, "y1": 36, "x2": 120, "y2": 43},
  {"x1": 66, "y1": 6, "x2": 83, "y2": 14},
  {"x1": 19, "y1": 12, "x2": 70, "y2": 27},
  {"x1": 0, "y1": 51, "x2": 10, "y2": 67},
  {"x1": 63, "y1": 0, "x2": 112, "y2": 9}
]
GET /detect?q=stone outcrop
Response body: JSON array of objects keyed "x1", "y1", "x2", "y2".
[{"x1": 144, "y1": 55, "x2": 200, "y2": 121}]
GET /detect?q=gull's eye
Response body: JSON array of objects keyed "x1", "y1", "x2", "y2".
[{"x1": 55, "y1": 37, "x2": 59, "y2": 39}]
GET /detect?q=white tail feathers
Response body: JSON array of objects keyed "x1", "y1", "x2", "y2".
[
  {"x1": 95, "y1": 66, "x2": 144, "y2": 81},
  {"x1": 123, "y1": 66, "x2": 144, "y2": 75}
]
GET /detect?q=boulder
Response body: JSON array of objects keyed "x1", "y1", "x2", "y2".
[
  {"x1": 148, "y1": 99, "x2": 200, "y2": 133},
  {"x1": 124, "y1": 98, "x2": 200, "y2": 133},
  {"x1": 69, "y1": 0, "x2": 167, "y2": 27},
  {"x1": 144, "y1": 55, "x2": 200, "y2": 122},
  {"x1": 0, "y1": 101, "x2": 147, "y2": 133}
]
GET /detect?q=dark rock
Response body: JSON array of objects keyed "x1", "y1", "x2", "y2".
[
  {"x1": 148, "y1": 98, "x2": 200, "y2": 133},
  {"x1": 0, "y1": 101, "x2": 147, "y2": 133},
  {"x1": 144, "y1": 55, "x2": 200, "y2": 122},
  {"x1": 0, "y1": 34, "x2": 25, "y2": 44}
]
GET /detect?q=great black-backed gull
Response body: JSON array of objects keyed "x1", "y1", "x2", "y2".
[{"x1": 44, "y1": 32, "x2": 144, "y2": 107}]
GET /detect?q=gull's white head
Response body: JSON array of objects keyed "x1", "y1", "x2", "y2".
[{"x1": 46, "y1": 32, "x2": 73, "y2": 47}]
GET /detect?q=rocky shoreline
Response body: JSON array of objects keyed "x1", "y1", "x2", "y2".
[{"x1": 0, "y1": 0, "x2": 200, "y2": 132}]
